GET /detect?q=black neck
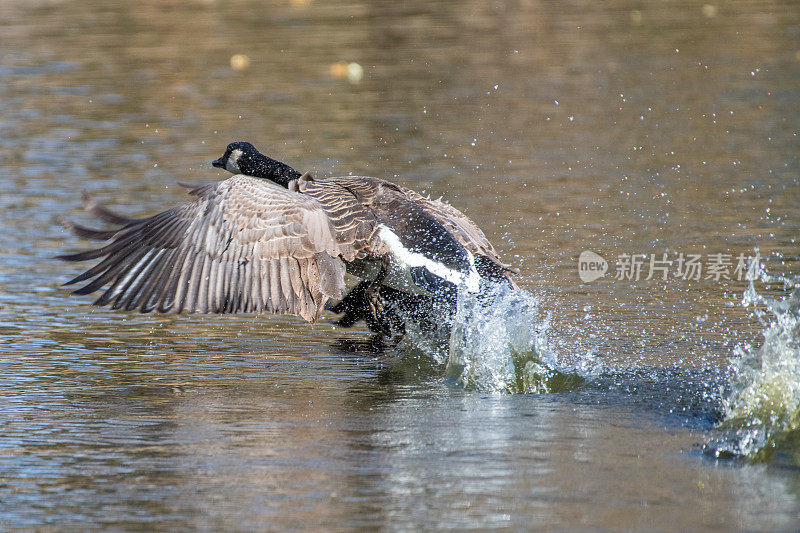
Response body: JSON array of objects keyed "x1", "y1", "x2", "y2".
[{"x1": 251, "y1": 154, "x2": 302, "y2": 187}]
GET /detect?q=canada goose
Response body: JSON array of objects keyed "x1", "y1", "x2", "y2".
[
  {"x1": 211, "y1": 142, "x2": 516, "y2": 334},
  {"x1": 59, "y1": 142, "x2": 516, "y2": 330}
]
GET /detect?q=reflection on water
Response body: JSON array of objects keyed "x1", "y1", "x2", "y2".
[{"x1": 2, "y1": 0, "x2": 800, "y2": 529}]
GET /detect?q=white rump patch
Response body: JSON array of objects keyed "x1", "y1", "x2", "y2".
[{"x1": 378, "y1": 225, "x2": 480, "y2": 293}]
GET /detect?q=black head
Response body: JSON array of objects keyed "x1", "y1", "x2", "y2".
[
  {"x1": 212, "y1": 141, "x2": 302, "y2": 187},
  {"x1": 212, "y1": 141, "x2": 260, "y2": 175}
]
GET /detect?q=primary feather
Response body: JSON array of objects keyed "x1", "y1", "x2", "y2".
[{"x1": 60, "y1": 175, "x2": 359, "y2": 322}]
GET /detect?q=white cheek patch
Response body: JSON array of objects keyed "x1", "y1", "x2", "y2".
[
  {"x1": 225, "y1": 149, "x2": 243, "y2": 174},
  {"x1": 378, "y1": 225, "x2": 480, "y2": 292}
]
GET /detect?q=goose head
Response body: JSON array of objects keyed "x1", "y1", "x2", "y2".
[
  {"x1": 212, "y1": 141, "x2": 301, "y2": 187},
  {"x1": 212, "y1": 141, "x2": 257, "y2": 175}
]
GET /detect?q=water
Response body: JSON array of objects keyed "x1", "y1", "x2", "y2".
[
  {"x1": 707, "y1": 265, "x2": 800, "y2": 464},
  {"x1": 2, "y1": 0, "x2": 800, "y2": 529},
  {"x1": 446, "y1": 284, "x2": 599, "y2": 393}
]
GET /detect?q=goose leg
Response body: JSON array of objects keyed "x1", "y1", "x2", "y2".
[
  {"x1": 331, "y1": 256, "x2": 405, "y2": 337},
  {"x1": 363, "y1": 256, "x2": 403, "y2": 336},
  {"x1": 330, "y1": 278, "x2": 374, "y2": 327},
  {"x1": 330, "y1": 256, "x2": 390, "y2": 329}
]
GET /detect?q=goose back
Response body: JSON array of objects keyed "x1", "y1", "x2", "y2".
[
  {"x1": 296, "y1": 175, "x2": 473, "y2": 275},
  {"x1": 296, "y1": 174, "x2": 516, "y2": 285}
]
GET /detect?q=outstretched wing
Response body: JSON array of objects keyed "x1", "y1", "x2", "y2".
[
  {"x1": 399, "y1": 186, "x2": 518, "y2": 275},
  {"x1": 59, "y1": 175, "x2": 356, "y2": 322}
]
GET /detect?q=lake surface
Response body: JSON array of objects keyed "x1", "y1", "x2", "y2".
[{"x1": 1, "y1": 0, "x2": 800, "y2": 530}]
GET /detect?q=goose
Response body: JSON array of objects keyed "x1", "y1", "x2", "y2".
[{"x1": 59, "y1": 142, "x2": 516, "y2": 332}]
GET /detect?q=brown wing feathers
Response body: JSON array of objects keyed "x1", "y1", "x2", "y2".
[
  {"x1": 306, "y1": 175, "x2": 517, "y2": 276},
  {"x1": 292, "y1": 174, "x2": 378, "y2": 257},
  {"x1": 59, "y1": 175, "x2": 354, "y2": 322},
  {"x1": 397, "y1": 186, "x2": 518, "y2": 274}
]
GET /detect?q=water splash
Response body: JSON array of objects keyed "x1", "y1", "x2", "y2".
[
  {"x1": 707, "y1": 261, "x2": 800, "y2": 462},
  {"x1": 438, "y1": 283, "x2": 600, "y2": 393}
]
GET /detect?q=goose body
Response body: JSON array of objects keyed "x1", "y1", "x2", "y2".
[
  {"x1": 60, "y1": 142, "x2": 515, "y2": 331},
  {"x1": 290, "y1": 173, "x2": 486, "y2": 297}
]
